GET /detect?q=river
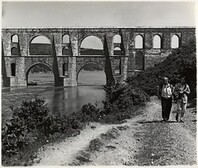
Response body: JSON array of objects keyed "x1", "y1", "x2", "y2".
[{"x1": 30, "y1": 71, "x2": 107, "y2": 114}]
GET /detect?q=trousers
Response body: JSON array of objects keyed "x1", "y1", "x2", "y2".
[{"x1": 161, "y1": 97, "x2": 172, "y2": 121}]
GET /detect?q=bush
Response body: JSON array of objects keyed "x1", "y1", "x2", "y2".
[
  {"x1": 2, "y1": 98, "x2": 84, "y2": 159},
  {"x1": 2, "y1": 98, "x2": 48, "y2": 156}
]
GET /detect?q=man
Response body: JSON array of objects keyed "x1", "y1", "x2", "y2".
[{"x1": 157, "y1": 77, "x2": 174, "y2": 122}]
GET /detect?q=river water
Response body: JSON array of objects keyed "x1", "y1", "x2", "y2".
[{"x1": 35, "y1": 71, "x2": 106, "y2": 114}]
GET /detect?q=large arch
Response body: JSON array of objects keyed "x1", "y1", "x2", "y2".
[
  {"x1": 80, "y1": 35, "x2": 104, "y2": 55},
  {"x1": 77, "y1": 63, "x2": 106, "y2": 85},
  {"x1": 25, "y1": 62, "x2": 54, "y2": 85},
  {"x1": 29, "y1": 35, "x2": 52, "y2": 55}
]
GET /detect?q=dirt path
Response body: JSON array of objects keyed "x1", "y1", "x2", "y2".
[{"x1": 33, "y1": 96, "x2": 197, "y2": 166}]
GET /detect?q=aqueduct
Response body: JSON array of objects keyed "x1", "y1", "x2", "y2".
[{"x1": 1, "y1": 27, "x2": 195, "y2": 87}]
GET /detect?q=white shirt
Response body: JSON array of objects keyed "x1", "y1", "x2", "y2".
[{"x1": 161, "y1": 84, "x2": 172, "y2": 99}]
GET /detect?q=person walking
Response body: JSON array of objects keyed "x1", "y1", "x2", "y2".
[
  {"x1": 174, "y1": 77, "x2": 190, "y2": 122},
  {"x1": 157, "y1": 77, "x2": 174, "y2": 122}
]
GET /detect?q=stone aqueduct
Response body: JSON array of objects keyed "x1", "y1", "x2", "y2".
[{"x1": 1, "y1": 27, "x2": 195, "y2": 87}]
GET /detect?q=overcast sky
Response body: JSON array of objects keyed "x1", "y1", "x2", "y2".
[{"x1": 2, "y1": 1, "x2": 196, "y2": 28}]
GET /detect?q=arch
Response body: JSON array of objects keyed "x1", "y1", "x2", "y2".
[
  {"x1": 11, "y1": 35, "x2": 18, "y2": 43},
  {"x1": 135, "y1": 51, "x2": 144, "y2": 70},
  {"x1": 77, "y1": 63, "x2": 105, "y2": 81},
  {"x1": 62, "y1": 35, "x2": 70, "y2": 43},
  {"x1": 62, "y1": 62, "x2": 69, "y2": 76},
  {"x1": 113, "y1": 34, "x2": 121, "y2": 43},
  {"x1": 135, "y1": 35, "x2": 144, "y2": 49},
  {"x1": 29, "y1": 35, "x2": 51, "y2": 55},
  {"x1": 11, "y1": 47, "x2": 18, "y2": 55},
  {"x1": 80, "y1": 35, "x2": 103, "y2": 55},
  {"x1": 171, "y1": 34, "x2": 180, "y2": 48},
  {"x1": 114, "y1": 47, "x2": 121, "y2": 55},
  {"x1": 153, "y1": 35, "x2": 161, "y2": 49},
  {"x1": 11, "y1": 63, "x2": 16, "y2": 76},
  {"x1": 30, "y1": 35, "x2": 51, "y2": 44},
  {"x1": 26, "y1": 62, "x2": 53, "y2": 84},
  {"x1": 62, "y1": 47, "x2": 70, "y2": 55}
]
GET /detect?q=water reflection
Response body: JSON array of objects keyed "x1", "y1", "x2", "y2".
[{"x1": 40, "y1": 85, "x2": 106, "y2": 115}]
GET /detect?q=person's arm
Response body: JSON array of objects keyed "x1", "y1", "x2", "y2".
[
  {"x1": 157, "y1": 85, "x2": 161, "y2": 99},
  {"x1": 184, "y1": 85, "x2": 191, "y2": 95}
]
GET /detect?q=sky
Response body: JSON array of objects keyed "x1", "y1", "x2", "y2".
[{"x1": 2, "y1": 1, "x2": 196, "y2": 28}]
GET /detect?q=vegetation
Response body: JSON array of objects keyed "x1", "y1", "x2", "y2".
[
  {"x1": 2, "y1": 81, "x2": 149, "y2": 166},
  {"x1": 127, "y1": 39, "x2": 196, "y2": 99}
]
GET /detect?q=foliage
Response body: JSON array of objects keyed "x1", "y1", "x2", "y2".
[
  {"x1": 2, "y1": 98, "x2": 48, "y2": 156},
  {"x1": 127, "y1": 39, "x2": 196, "y2": 99},
  {"x1": 2, "y1": 98, "x2": 84, "y2": 159}
]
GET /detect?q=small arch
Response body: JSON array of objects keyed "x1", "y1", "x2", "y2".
[
  {"x1": 80, "y1": 35, "x2": 103, "y2": 55},
  {"x1": 11, "y1": 47, "x2": 18, "y2": 55},
  {"x1": 135, "y1": 51, "x2": 144, "y2": 70},
  {"x1": 11, "y1": 35, "x2": 18, "y2": 43},
  {"x1": 135, "y1": 35, "x2": 144, "y2": 49},
  {"x1": 171, "y1": 34, "x2": 180, "y2": 48},
  {"x1": 62, "y1": 47, "x2": 70, "y2": 55},
  {"x1": 114, "y1": 47, "x2": 121, "y2": 55},
  {"x1": 62, "y1": 35, "x2": 70, "y2": 43},
  {"x1": 11, "y1": 63, "x2": 16, "y2": 76},
  {"x1": 153, "y1": 35, "x2": 161, "y2": 49},
  {"x1": 62, "y1": 62, "x2": 69, "y2": 76},
  {"x1": 113, "y1": 34, "x2": 121, "y2": 43}
]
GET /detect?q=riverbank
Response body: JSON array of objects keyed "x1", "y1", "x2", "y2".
[
  {"x1": 2, "y1": 86, "x2": 54, "y2": 125},
  {"x1": 2, "y1": 83, "x2": 149, "y2": 166},
  {"x1": 31, "y1": 96, "x2": 197, "y2": 166}
]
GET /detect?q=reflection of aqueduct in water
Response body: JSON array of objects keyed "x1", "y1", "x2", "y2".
[{"x1": 2, "y1": 27, "x2": 195, "y2": 87}]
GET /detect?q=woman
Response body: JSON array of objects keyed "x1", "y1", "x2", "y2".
[{"x1": 174, "y1": 78, "x2": 191, "y2": 122}]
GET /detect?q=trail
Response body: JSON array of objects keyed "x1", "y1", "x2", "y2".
[{"x1": 33, "y1": 96, "x2": 197, "y2": 166}]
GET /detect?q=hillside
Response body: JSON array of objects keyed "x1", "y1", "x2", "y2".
[{"x1": 127, "y1": 39, "x2": 196, "y2": 99}]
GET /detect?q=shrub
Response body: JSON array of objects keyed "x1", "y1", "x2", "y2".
[{"x1": 2, "y1": 98, "x2": 48, "y2": 156}]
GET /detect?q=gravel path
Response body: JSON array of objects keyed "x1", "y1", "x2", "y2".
[{"x1": 32, "y1": 96, "x2": 197, "y2": 166}]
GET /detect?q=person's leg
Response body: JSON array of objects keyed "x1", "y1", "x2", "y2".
[
  {"x1": 180, "y1": 102, "x2": 187, "y2": 122},
  {"x1": 176, "y1": 101, "x2": 182, "y2": 122},
  {"x1": 165, "y1": 98, "x2": 172, "y2": 121},
  {"x1": 161, "y1": 97, "x2": 166, "y2": 121}
]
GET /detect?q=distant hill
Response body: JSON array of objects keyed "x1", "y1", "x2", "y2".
[
  {"x1": 29, "y1": 44, "x2": 122, "y2": 56},
  {"x1": 29, "y1": 43, "x2": 52, "y2": 55}
]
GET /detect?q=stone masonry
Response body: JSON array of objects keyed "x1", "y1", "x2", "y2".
[{"x1": 1, "y1": 27, "x2": 195, "y2": 87}]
